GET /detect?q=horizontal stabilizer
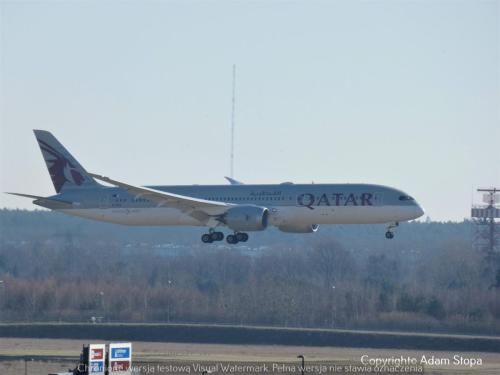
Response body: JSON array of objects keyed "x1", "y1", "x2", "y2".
[
  {"x1": 6, "y1": 192, "x2": 74, "y2": 209},
  {"x1": 6, "y1": 192, "x2": 49, "y2": 200}
]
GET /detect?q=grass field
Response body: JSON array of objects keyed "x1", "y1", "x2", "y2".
[{"x1": 1, "y1": 338, "x2": 500, "y2": 375}]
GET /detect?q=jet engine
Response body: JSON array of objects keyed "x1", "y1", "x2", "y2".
[
  {"x1": 224, "y1": 206, "x2": 269, "y2": 231},
  {"x1": 278, "y1": 224, "x2": 319, "y2": 233}
]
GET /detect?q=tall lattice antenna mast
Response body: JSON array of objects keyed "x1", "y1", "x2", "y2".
[{"x1": 230, "y1": 64, "x2": 236, "y2": 178}]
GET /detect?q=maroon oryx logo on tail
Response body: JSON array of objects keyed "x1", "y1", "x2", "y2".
[{"x1": 38, "y1": 139, "x2": 85, "y2": 192}]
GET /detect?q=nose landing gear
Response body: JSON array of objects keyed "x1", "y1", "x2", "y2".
[{"x1": 385, "y1": 222, "x2": 399, "y2": 239}]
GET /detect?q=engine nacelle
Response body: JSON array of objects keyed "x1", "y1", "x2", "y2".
[
  {"x1": 278, "y1": 224, "x2": 319, "y2": 233},
  {"x1": 224, "y1": 206, "x2": 269, "y2": 231}
]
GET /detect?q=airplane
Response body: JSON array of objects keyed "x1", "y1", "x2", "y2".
[{"x1": 7, "y1": 130, "x2": 424, "y2": 244}]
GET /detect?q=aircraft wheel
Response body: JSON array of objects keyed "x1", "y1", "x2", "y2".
[
  {"x1": 210, "y1": 232, "x2": 222, "y2": 241},
  {"x1": 236, "y1": 232, "x2": 248, "y2": 242},
  {"x1": 385, "y1": 231, "x2": 394, "y2": 239},
  {"x1": 202, "y1": 234, "x2": 213, "y2": 243},
  {"x1": 226, "y1": 234, "x2": 238, "y2": 244}
]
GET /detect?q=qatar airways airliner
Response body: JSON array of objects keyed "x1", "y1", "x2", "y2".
[{"x1": 8, "y1": 130, "x2": 424, "y2": 244}]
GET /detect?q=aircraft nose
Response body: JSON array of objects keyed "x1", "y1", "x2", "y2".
[{"x1": 415, "y1": 203, "x2": 425, "y2": 219}]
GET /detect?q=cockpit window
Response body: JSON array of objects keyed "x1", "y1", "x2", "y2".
[{"x1": 399, "y1": 195, "x2": 414, "y2": 201}]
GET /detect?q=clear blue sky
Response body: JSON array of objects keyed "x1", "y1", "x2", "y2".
[{"x1": 1, "y1": 1, "x2": 498, "y2": 221}]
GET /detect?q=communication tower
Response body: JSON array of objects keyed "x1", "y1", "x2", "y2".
[
  {"x1": 471, "y1": 188, "x2": 500, "y2": 254},
  {"x1": 230, "y1": 64, "x2": 236, "y2": 179}
]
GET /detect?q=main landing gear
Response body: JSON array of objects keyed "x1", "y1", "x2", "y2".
[
  {"x1": 200, "y1": 230, "x2": 249, "y2": 244},
  {"x1": 226, "y1": 232, "x2": 249, "y2": 244},
  {"x1": 385, "y1": 222, "x2": 399, "y2": 239},
  {"x1": 201, "y1": 229, "x2": 224, "y2": 243}
]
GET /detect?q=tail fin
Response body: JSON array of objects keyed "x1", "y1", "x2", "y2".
[{"x1": 34, "y1": 130, "x2": 99, "y2": 193}]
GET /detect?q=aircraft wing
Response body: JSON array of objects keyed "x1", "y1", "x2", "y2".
[
  {"x1": 224, "y1": 176, "x2": 244, "y2": 185},
  {"x1": 89, "y1": 173, "x2": 232, "y2": 224}
]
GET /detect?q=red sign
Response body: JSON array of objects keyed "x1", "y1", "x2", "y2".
[
  {"x1": 111, "y1": 361, "x2": 130, "y2": 371},
  {"x1": 90, "y1": 348, "x2": 104, "y2": 360}
]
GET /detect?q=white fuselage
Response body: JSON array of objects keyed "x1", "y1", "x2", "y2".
[
  {"x1": 60, "y1": 205, "x2": 420, "y2": 226},
  {"x1": 38, "y1": 183, "x2": 424, "y2": 230}
]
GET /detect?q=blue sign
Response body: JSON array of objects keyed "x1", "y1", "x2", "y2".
[
  {"x1": 111, "y1": 347, "x2": 130, "y2": 359},
  {"x1": 90, "y1": 361, "x2": 104, "y2": 372}
]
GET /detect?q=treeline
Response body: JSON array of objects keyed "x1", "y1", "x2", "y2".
[{"x1": 0, "y1": 209, "x2": 499, "y2": 334}]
